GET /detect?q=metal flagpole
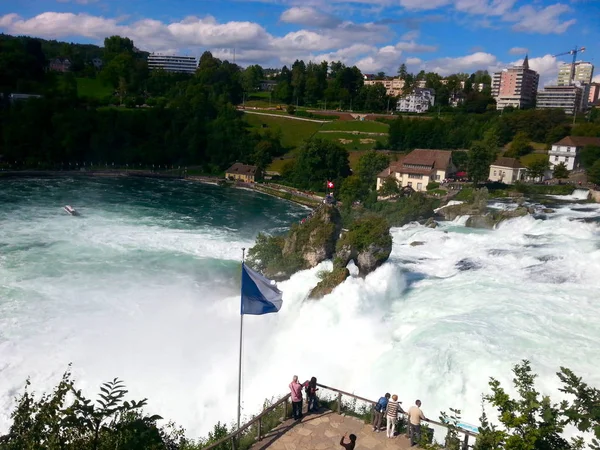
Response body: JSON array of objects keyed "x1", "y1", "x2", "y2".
[{"x1": 237, "y1": 247, "x2": 246, "y2": 431}]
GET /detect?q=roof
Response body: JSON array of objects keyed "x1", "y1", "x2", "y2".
[
  {"x1": 554, "y1": 136, "x2": 600, "y2": 147},
  {"x1": 377, "y1": 158, "x2": 404, "y2": 178},
  {"x1": 225, "y1": 163, "x2": 259, "y2": 176},
  {"x1": 402, "y1": 149, "x2": 452, "y2": 171},
  {"x1": 491, "y1": 157, "x2": 525, "y2": 169}
]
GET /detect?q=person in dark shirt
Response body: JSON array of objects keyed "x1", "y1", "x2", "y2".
[{"x1": 339, "y1": 433, "x2": 356, "y2": 450}]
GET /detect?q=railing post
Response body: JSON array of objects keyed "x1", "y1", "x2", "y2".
[
  {"x1": 337, "y1": 392, "x2": 342, "y2": 414},
  {"x1": 230, "y1": 436, "x2": 236, "y2": 450},
  {"x1": 257, "y1": 417, "x2": 262, "y2": 441},
  {"x1": 462, "y1": 433, "x2": 469, "y2": 450},
  {"x1": 284, "y1": 398, "x2": 289, "y2": 419}
]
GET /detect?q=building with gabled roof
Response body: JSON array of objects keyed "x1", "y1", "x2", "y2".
[
  {"x1": 225, "y1": 163, "x2": 261, "y2": 183},
  {"x1": 488, "y1": 157, "x2": 527, "y2": 184},
  {"x1": 376, "y1": 149, "x2": 455, "y2": 192},
  {"x1": 549, "y1": 136, "x2": 600, "y2": 171}
]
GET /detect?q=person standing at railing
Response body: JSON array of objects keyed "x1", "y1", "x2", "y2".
[
  {"x1": 385, "y1": 394, "x2": 401, "y2": 438},
  {"x1": 408, "y1": 399, "x2": 428, "y2": 446},
  {"x1": 372, "y1": 392, "x2": 390, "y2": 432},
  {"x1": 305, "y1": 377, "x2": 319, "y2": 412},
  {"x1": 289, "y1": 375, "x2": 304, "y2": 420}
]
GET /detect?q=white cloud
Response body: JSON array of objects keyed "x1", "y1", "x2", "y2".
[
  {"x1": 400, "y1": 30, "x2": 419, "y2": 41},
  {"x1": 398, "y1": 0, "x2": 451, "y2": 10},
  {"x1": 395, "y1": 40, "x2": 437, "y2": 53},
  {"x1": 56, "y1": 0, "x2": 99, "y2": 4},
  {"x1": 509, "y1": 47, "x2": 528, "y2": 55},
  {"x1": 508, "y1": 3, "x2": 576, "y2": 34},
  {"x1": 511, "y1": 54, "x2": 561, "y2": 86},
  {"x1": 414, "y1": 52, "x2": 498, "y2": 76},
  {"x1": 593, "y1": 74, "x2": 600, "y2": 83},
  {"x1": 279, "y1": 7, "x2": 340, "y2": 28}
]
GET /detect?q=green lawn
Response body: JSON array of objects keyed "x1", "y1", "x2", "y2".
[
  {"x1": 315, "y1": 131, "x2": 386, "y2": 151},
  {"x1": 320, "y1": 120, "x2": 389, "y2": 133},
  {"x1": 243, "y1": 113, "x2": 323, "y2": 150},
  {"x1": 520, "y1": 152, "x2": 548, "y2": 166},
  {"x1": 76, "y1": 77, "x2": 113, "y2": 99}
]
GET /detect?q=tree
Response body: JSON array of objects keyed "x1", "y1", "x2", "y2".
[
  {"x1": 553, "y1": 162, "x2": 569, "y2": 179},
  {"x1": 506, "y1": 131, "x2": 533, "y2": 158},
  {"x1": 467, "y1": 128, "x2": 499, "y2": 185},
  {"x1": 339, "y1": 175, "x2": 369, "y2": 205},
  {"x1": 527, "y1": 159, "x2": 549, "y2": 181},
  {"x1": 288, "y1": 139, "x2": 351, "y2": 190},
  {"x1": 379, "y1": 176, "x2": 400, "y2": 197},
  {"x1": 242, "y1": 64, "x2": 264, "y2": 93},
  {"x1": 397, "y1": 63, "x2": 407, "y2": 79},
  {"x1": 588, "y1": 160, "x2": 600, "y2": 185},
  {"x1": 580, "y1": 145, "x2": 600, "y2": 170},
  {"x1": 356, "y1": 151, "x2": 390, "y2": 189}
]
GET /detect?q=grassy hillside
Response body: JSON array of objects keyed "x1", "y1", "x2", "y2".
[
  {"x1": 76, "y1": 77, "x2": 113, "y2": 99},
  {"x1": 316, "y1": 132, "x2": 386, "y2": 151},
  {"x1": 243, "y1": 113, "x2": 323, "y2": 149},
  {"x1": 320, "y1": 120, "x2": 389, "y2": 133}
]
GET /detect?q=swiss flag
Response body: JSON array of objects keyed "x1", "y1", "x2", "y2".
[{"x1": 327, "y1": 181, "x2": 334, "y2": 189}]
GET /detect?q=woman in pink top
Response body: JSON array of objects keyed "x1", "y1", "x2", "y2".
[{"x1": 289, "y1": 375, "x2": 304, "y2": 420}]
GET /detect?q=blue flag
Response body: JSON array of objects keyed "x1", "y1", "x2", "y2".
[{"x1": 241, "y1": 264, "x2": 283, "y2": 315}]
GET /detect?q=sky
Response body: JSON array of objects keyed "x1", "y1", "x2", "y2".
[{"x1": 1, "y1": 0, "x2": 600, "y2": 86}]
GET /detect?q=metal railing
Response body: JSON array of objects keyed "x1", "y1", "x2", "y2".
[
  {"x1": 202, "y1": 393, "x2": 291, "y2": 450},
  {"x1": 202, "y1": 383, "x2": 478, "y2": 449},
  {"x1": 316, "y1": 383, "x2": 478, "y2": 450}
]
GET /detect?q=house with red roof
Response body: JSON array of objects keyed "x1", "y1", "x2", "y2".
[{"x1": 549, "y1": 136, "x2": 600, "y2": 171}]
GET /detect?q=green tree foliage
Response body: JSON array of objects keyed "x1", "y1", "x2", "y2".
[
  {"x1": 527, "y1": 159, "x2": 550, "y2": 181},
  {"x1": 241, "y1": 64, "x2": 264, "y2": 93},
  {"x1": 339, "y1": 175, "x2": 369, "y2": 205},
  {"x1": 467, "y1": 128, "x2": 499, "y2": 185},
  {"x1": 0, "y1": 369, "x2": 184, "y2": 450},
  {"x1": 546, "y1": 125, "x2": 570, "y2": 146},
  {"x1": 356, "y1": 151, "x2": 390, "y2": 189},
  {"x1": 378, "y1": 176, "x2": 400, "y2": 197},
  {"x1": 580, "y1": 145, "x2": 600, "y2": 170},
  {"x1": 287, "y1": 139, "x2": 351, "y2": 191},
  {"x1": 506, "y1": 131, "x2": 533, "y2": 158},
  {"x1": 587, "y1": 160, "x2": 600, "y2": 185},
  {"x1": 553, "y1": 162, "x2": 569, "y2": 179},
  {"x1": 571, "y1": 123, "x2": 600, "y2": 138}
]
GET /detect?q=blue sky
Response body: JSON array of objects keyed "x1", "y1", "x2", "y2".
[{"x1": 1, "y1": 0, "x2": 599, "y2": 85}]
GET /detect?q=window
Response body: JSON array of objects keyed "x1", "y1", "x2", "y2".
[
  {"x1": 554, "y1": 156, "x2": 559, "y2": 161},
  {"x1": 493, "y1": 170, "x2": 497, "y2": 176},
  {"x1": 565, "y1": 157, "x2": 569, "y2": 163},
  {"x1": 417, "y1": 183, "x2": 423, "y2": 190},
  {"x1": 407, "y1": 182, "x2": 412, "y2": 187}
]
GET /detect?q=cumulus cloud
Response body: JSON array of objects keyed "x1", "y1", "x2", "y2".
[
  {"x1": 398, "y1": 0, "x2": 451, "y2": 10},
  {"x1": 509, "y1": 47, "x2": 528, "y2": 55},
  {"x1": 400, "y1": 30, "x2": 419, "y2": 41},
  {"x1": 511, "y1": 54, "x2": 561, "y2": 86},
  {"x1": 280, "y1": 7, "x2": 341, "y2": 28},
  {"x1": 395, "y1": 40, "x2": 437, "y2": 53},
  {"x1": 593, "y1": 74, "x2": 600, "y2": 83},
  {"x1": 508, "y1": 4, "x2": 576, "y2": 34}
]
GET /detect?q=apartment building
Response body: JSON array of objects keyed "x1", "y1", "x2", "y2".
[
  {"x1": 396, "y1": 88, "x2": 435, "y2": 113},
  {"x1": 536, "y1": 85, "x2": 586, "y2": 115},
  {"x1": 364, "y1": 77, "x2": 405, "y2": 96},
  {"x1": 589, "y1": 83, "x2": 600, "y2": 105},
  {"x1": 492, "y1": 56, "x2": 539, "y2": 110},
  {"x1": 147, "y1": 54, "x2": 198, "y2": 74},
  {"x1": 557, "y1": 62, "x2": 594, "y2": 86}
]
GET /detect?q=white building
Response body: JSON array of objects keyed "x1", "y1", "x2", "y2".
[
  {"x1": 488, "y1": 157, "x2": 527, "y2": 184},
  {"x1": 536, "y1": 85, "x2": 587, "y2": 115},
  {"x1": 376, "y1": 149, "x2": 455, "y2": 192},
  {"x1": 557, "y1": 61, "x2": 594, "y2": 86},
  {"x1": 396, "y1": 88, "x2": 435, "y2": 113},
  {"x1": 364, "y1": 77, "x2": 405, "y2": 96},
  {"x1": 147, "y1": 54, "x2": 198, "y2": 74},
  {"x1": 548, "y1": 136, "x2": 600, "y2": 171}
]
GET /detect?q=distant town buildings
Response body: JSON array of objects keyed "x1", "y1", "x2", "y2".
[
  {"x1": 396, "y1": 88, "x2": 435, "y2": 113},
  {"x1": 364, "y1": 77, "x2": 405, "y2": 96},
  {"x1": 225, "y1": 163, "x2": 261, "y2": 183},
  {"x1": 259, "y1": 80, "x2": 277, "y2": 91},
  {"x1": 588, "y1": 83, "x2": 600, "y2": 105},
  {"x1": 376, "y1": 149, "x2": 455, "y2": 193},
  {"x1": 488, "y1": 157, "x2": 527, "y2": 184},
  {"x1": 536, "y1": 85, "x2": 587, "y2": 116},
  {"x1": 147, "y1": 54, "x2": 198, "y2": 74},
  {"x1": 49, "y1": 58, "x2": 71, "y2": 73},
  {"x1": 557, "y1": 61, "x2": 594, "y2": 86},
  {"x1": 548, "y1": 136, "x2": 600, "y2": 171},
  {"x1": 492, "y1": 55, "x2": 539, "y2": 110}
]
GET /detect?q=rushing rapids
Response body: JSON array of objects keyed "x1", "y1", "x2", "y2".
[{"x1": 1, "y1": 177, "x2": 599, "y2": 438}]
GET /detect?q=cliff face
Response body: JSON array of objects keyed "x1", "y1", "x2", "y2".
[{"x1": 247, "y1": 205, "x2": 393, "y2": 299}]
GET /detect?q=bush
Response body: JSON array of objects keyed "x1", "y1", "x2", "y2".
[
  {"x1": 427, "y1": 181, "x2": 440, "y2": 190},
  {"x1": 286, "y1": 104, "x2": 296, "y2": 115}
]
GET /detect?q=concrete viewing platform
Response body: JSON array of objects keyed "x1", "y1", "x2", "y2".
[{"x1": 252, "y1": 409, "x2": 413, "y2": 450}]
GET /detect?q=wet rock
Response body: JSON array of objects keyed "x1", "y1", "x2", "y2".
[
  {"x1": 425, "y1": 217, "x2": 438, "y2": 228},
  {"x1": 542, "y1": 208, "x2": 555, "y2": 213},
  {"x1": 456, "y1": 258, "x2": 482, "y2": 271},
  {"x1": 410, "y1": 241, "x2": 425, "y2": 246}
]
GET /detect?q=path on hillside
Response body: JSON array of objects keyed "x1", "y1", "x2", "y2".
[
  {"x1": 252, "y1": 409, "x2": 413, "y2": 450},
  {"x1": 240, "y1": 110, "x2": 330, "y2": 123},
  {"x1": 317, "y1": 130, "x2": 388, "y2": 136}
]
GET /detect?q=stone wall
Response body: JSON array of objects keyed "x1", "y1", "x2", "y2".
[{"x1": 590, "y1": 190, "x2": 600, "y2": 203}]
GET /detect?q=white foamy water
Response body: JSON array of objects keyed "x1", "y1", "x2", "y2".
[{"x1": 1, "y1": 178, "x2": 600, "y2": 443}]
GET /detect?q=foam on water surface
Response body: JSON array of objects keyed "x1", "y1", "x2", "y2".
[{"x1": 1, "y1": 177, "x2": 600, "y2": 441}]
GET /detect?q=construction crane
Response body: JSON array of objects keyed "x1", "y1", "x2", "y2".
[{"x1": 553, "y1": 46, "x2": 586, "y2": 85}]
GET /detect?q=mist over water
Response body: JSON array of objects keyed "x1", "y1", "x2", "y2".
[{"x1": 1, "y1": 178, "x2": 599, "y2": 439}]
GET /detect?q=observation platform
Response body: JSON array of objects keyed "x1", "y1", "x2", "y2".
[{"x1": 252, "y1": 408, "x2": 413, "y2": 450}]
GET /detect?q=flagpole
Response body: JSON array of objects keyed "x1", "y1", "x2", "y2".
[{"x1": 237, "y1": 247, "x2": 245, "y2": 431}]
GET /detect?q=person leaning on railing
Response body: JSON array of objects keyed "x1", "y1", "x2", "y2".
[
  {"x1": 407, "y1": 399, "x2": 429, "y2": 447},
  {"x1": 371, "y1": 393, "x2": 390, "y2": 432}
]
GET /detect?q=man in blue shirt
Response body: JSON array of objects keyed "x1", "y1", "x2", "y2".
[{"x1": 372, "y1": 393, "x2": 390, "y2": 432}]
